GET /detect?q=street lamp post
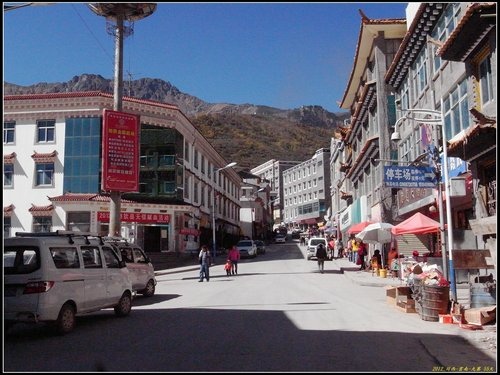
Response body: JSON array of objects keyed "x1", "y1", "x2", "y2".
[
  {"x1": 212, "y1": 162, "x2": 237, "y2": 261},
  {"x1": 392, "y1": 108, "x2": 456, "y2": 301}
]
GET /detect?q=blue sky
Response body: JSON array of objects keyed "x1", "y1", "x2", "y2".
[{"x1": 4, "y1": 2, "x2": 408, "y2": 113}]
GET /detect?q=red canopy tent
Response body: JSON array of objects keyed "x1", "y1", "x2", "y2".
[
  {"x1": 391, "y1": 212, "x2": 440, "y2": 235},
  {"x1": 347, "y1": 221, "x2": 374, "y2": 235}
]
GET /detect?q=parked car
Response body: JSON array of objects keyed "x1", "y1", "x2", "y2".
[
  {"x1": 274, "y1": 234, "x2": 287, "y2": 243},
  {"x1": 4, "y1": 231, "x2": 133, "y2": 334},
  {"x1": 104, "y1": 238, "x2": 157, "y2": 297},
  {"x1": 306, "y1": 237, "x2": 330, "y2": 260},
  {"x1": 291, "y1": 229, "x2": 302, "y2": 239},
  {"x1": 254, "y1": 240, "x2": 266, "y2": 255},
  {"x1": 236, "y1": 240, "x2": 257, "y2": 258}
]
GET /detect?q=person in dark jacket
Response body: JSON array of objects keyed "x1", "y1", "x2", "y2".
[{"x1": 316, "y1": 243, "x2": 327, "y2": 273}]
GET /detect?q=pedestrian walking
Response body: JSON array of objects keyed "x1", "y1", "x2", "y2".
[
  {"x1": 227, "y1": 245, "x2": 240, "y2": 275},
  {"x1": 336, "y1": 238, "x2": 344, "y2": 258},
  {"x1": 316, "y1": 243, "x2": 327, "y2": 273},
  {"x1": 198, "y1": 245, "x2": 211, "y2": 282}
]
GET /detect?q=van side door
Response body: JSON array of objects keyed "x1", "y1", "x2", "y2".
[
  {"x1": 102, "y1": 246, "x2": 130, "y2": 302},
  {"x1": 80, "y1": 246, "x2": 107, "y2": 310}
]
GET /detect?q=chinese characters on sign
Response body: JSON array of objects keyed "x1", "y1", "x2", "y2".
[
  {"x1": 102, "y1": 109, "x2": 140, "y2": 192},
  {"x1": 97, "y1": 211, "x2": 170, "y2": 224},
  {"x1": 384, "y1": 166, "x2": 437, "y2": 188}
]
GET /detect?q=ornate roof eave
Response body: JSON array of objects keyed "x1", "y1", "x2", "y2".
[
  {"x1": 385, "y1": 3, "x2": 446, "y2": 90},
  {"x1": 340, "y1": 14, "x2": 406, "y2": 109},
  {"x1": 437, "y1": 3, "x2": 496, "y2": 62},
  {"x1": 346, "y1": 136, "x2": 379, "y2": 179},
  {"x1": 347, "y1": 80, "x2": 377, "y2": 143},
  {"x1": 447, "y1": 109, "x2": 496, "y2": 160}
]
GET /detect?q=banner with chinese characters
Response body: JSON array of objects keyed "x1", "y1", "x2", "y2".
[
  {"x1": 102, "y1": 109, "x2": 140, "y2": 192},
  {"x1": 97, "y1": 211, "x2": 170, "y2": 224}
]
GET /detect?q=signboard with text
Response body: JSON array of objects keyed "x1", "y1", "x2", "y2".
[
  {"x1": 97, "y1": 211, "x2": 170, "y2": 224},
  {"x1": 102, "y1": 109, "x2": 140, "y2": 192},
  {"x1": 384, "y1": 166, "x2": 437, "y2": 188}
]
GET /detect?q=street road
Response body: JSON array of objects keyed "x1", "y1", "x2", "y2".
[{"x1": 4, "y1": 241, "x2": 496, "y2": 372}]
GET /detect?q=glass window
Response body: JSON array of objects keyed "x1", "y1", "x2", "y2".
[
  {"x1": 36, "y1": 120, "x2": 55, "y2": 143},
  {"x1": 103, "y1": 246, "x2": 120, "y2": 268},
  {"x1": 4, "y1": 164, "x2": 14, "y2": 187},
  {"x1": 3, "y1": 121, "x2": 15, "y2": 144},
  {"x1": 479, "y1": 55, "x2": 494, "y2": 105},
  {"x1": 3, "y1": 247, "x2": 40, "y2": 274},
  {"x1": 50, "y1": 247, "x2": 80, "y2": 269},
  {"x1": 35, "y1": 163, "x2": 54, "y2": 186},
  {"x1": 4, "y1": 217, "x2": 11, "y2": 238},
  {"x1": 33, "y1": 217, "x2": 52, "y2": 233},
  {"x1": 67, "y1": 212, "x2": 91, "y2": 232},
  {"x1": 81, "y1": 246, "x2": 103, "y2": 268},
  {"x1": 443, "y1": 79, "x2": 470, "y2": 140}
]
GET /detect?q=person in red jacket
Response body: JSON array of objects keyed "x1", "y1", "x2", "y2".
[{"x1": 227, "y1": 245, "x2": 241, "y2": 275}]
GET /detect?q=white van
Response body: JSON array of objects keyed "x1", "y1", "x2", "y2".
[
  {"x1": 104, "y1": 238, "x2": 157, "y2": 297},
  {"x1": 306, "y1": 237, "x2": 330, "y2": 260},
  {"x1": 4, "y1": 231, "x2": 133, "y2": 334}
]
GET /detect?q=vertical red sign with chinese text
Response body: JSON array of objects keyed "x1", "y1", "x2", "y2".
[{"x1": 102, "y1": 109, "x2": 140, "y2": 192}]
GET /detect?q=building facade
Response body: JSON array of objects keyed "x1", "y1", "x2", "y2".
[
  {"x1": 250, "y1": 159, "x2": 301, "y2": 227},
  {"x1": 282, "y1": 148, "x2": 331, "y2": 229},
  {"x1": 336, "y1": 13, "x2": 407, "y2": 247},
  {"x1": 3, "y1": 92, "x2": 242, "y2": 256}
]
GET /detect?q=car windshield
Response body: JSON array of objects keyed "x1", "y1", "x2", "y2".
[{"x1": 238, "y1": 241, "x2": 252, "y2": 247}]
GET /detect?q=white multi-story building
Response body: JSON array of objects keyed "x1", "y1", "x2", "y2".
[
  {"x1": 3, "y1": 91, "x2": 242, "y2": 256},
  {"x1": 250, "y1": 159, "x2": 300, "y2": 227},
  {"x1": 282, "y1": 148, "x2": 331, "y2": 229}
]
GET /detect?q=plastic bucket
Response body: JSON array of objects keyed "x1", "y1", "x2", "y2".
[
  {"x1": 470, "y1": 283, "x2": 496, "y2": 308},
  {"x1": 421, "y1": 285, "x2": 450, "y2": 322},
  {"x1": 379, "y1": 269, "x2": 387, "y2": 278}
]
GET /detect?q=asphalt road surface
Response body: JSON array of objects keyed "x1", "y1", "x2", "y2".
[{"x1": 4, "y1": 241, "x2": 497, "y2": 372}]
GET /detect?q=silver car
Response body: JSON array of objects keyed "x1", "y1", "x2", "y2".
[{"x1": 236, "y1": 240, "x2": 257, "y2": 258}]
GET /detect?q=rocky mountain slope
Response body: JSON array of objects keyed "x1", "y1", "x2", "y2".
[{"x1": 4, "y1": 74, "x2": 349, "y2": 168}]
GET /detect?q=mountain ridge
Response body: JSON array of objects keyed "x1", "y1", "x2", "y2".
[{"x1": 4, "y1": 74, "x2": 349, "y2": 168}]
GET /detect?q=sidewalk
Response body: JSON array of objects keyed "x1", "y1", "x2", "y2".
[{"x1": 332, "y1": 257, "x2": 403, "y2": 287}]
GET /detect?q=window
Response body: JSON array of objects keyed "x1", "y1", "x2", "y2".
[
  {"x1": 67, "y1": 212, "x2": 91, "y2": 232},
  {"x1": 103, "y1": 246, "x2": 120, "y2": 268},
  {"x1": 479, "y1": 55, "x2": 494, "y2": 105},
  {"x1": 33, "y1": 217, "x2": 52, "y2": 233},
  {"x1": 4, "y1": 217, "x2": 11, "y2": 238},
  {"x1": 413, "y1": 48, "x2": 428, "y2": 96},
  {"x1": 35, "y1": 163, "x2": 54, "y2": 186},
  {"x1": 82, "y1": 246, "x2": 103, "y2": 268},
  {"x1": 3, "y1": 121, "x2": 15, "y2": 144},
  {"x1": 431, "y1": 3, "x2": 462, "y2": 72},
  {"x1": 50, "y1": 247, "x2": 80, "y2": 269},
  {"x1": 4, "y1": 164, "x2": 14, "y2": 187},
  {"x1": 36, "y1": 120, "x2": 55, "y2": 143},
  {"x1": 443, "y1": 79, "x2": 470, "y2": 140}
]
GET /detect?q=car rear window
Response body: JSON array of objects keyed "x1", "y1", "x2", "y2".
[
  {"x1": 238, "y1": 241, "x2": 252, "y2": 246},
  {"x1": 4, "y1": 246, "x2": 40, "y2": 274},
  {"x1": 310, "y1": 239, "x2": 325, "y2": 246}
]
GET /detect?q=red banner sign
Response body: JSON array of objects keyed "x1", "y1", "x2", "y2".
[
  {"x1": 179, "y1": 228, "x2": 200, "y2": 236},
  {"x1": 102, "y1": 109, "x2": 140, "y2": 192},
  {"x1": 97, "y1": 211, "x2": 170, "y2": 224}
]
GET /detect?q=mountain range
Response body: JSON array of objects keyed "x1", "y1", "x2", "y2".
[{"x1": 4, "y1": 74, "x2": 349, "y2": 169}]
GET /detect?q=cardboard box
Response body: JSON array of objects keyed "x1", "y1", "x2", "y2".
[{"x1": 463, "y1": 306, "x2": 496, "y2": 326}]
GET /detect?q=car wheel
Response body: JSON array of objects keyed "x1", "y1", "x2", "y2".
[
  {"x1": 114, "y1": 292, "x2": 132, "y2": 317},
  {"x1": 55, "y1": 303, "x2": 76, "y2": 335},
  {"x1": 141, "y1": 279, "x2": 155, "y2": 297}
]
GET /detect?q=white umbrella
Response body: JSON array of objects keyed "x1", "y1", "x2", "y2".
[{"x1": 355, "y1": 222, "x2": 394, "y2": 244}]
